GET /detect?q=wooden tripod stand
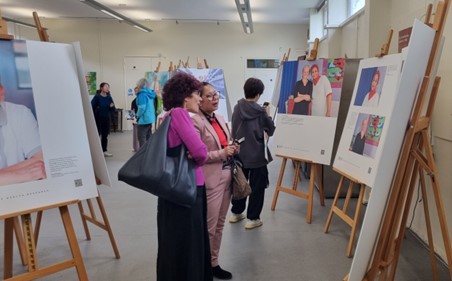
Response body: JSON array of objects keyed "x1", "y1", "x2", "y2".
[{"x1": 361, "y1": 1, "x2": 452, "y2": 280}]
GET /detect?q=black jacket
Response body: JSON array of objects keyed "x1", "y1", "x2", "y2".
[{"x1": 231, "y1": 98, "x2": 276, "y2": 169}]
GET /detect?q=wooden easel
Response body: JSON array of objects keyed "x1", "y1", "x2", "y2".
[
  {"x1": 271, "y1": 154, "x2": 325, "y2": 224},
  {"x1": 346, "y1": 2, "x2": 451, "y2": 280},
  {"x1": 324, "y1": 170, "x2": 365, "y2": 257},
  {"x1": 271, "y1": 44, "x2": 326, "y2": 223},
  {"x1": 324, "y1": 30, "x2": 394, "y2": 258},
  {"x1": 3, "y1": 201, "x2": 89, "y2": 280}
]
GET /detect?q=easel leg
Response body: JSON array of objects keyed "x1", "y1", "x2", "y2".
[
  {"x1": 21, "y1": 214, "x2": 39, "y2": 272},
  {"x1": 292, "y1": 161, "x2": 301, "y2": 190},
  {"x1": 96, "y1": 196, "x2": 120, "y2": 258},
  {"x1": 315, "y1": 164, "x2": 325, "y2": 206},
  {"x1": 306, "y1": 163, "x2": 316, "y2": 224},
  {"x1": 418, "y1": 168, "x2": 439, "y2": 281},
  {"x1": 324, "y1": 176, "x2": 345, "y2": 233},
  {"x1": 59, "y1": 205, "x2": 89, "y2": 281},
  {"x1": 13, "y1": 217, "x2": 27, "y2": 266},
  {"x1": 343, "y1": 181, "x2": 354, "y2": 214},
  {"x1": 346, "y1": 184, "x2": 365, "y2": 257},
  {"x1": 430, "y1": 172, "x2": 452, "y2": 279},
  {"x1": 78, "y1": 193, "x2": 121, "y2": 258},
  {"x1": 4, "y1": 217, "x2": 14, "y2": 279},
  {"x1": 34, "y1": 211, "x2": 43, "y2": 245},
  {"x1": 78, "y1": 201, "x2": 92, "y2": 241},
  {"x1": 271, "y1": 157, "x2": 287, "y2": 210}
]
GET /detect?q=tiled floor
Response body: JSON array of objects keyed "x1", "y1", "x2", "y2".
[{"x1": 0, "y1": 131, "x2": 450, "y2": 280}]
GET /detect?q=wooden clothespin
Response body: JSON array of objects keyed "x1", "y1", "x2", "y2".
[
  {"x1": 177, "y1": 59, "x2": 183, "y2": 68},
  {"x1": 184, "y1": 56, "x2": 190, "y2": 68},
  {"x1": 33, "y1": 11, "x2": 49, "y2": 42},
  {"x1": 168, "y1": 61, "x2": 174, "y2": 72},
  {"x1": 306, "y1": 38, "x2": 319, "y2": 61},
  {"x1": 204, "y1": 59, "x2": 209, "y2": 69},
  {"x1": 375, "y1": 29, "x2": 393, "y2": 57}
]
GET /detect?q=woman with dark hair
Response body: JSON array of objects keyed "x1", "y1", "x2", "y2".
[
  {"x1": 192, "y1": 82, "x2": 237, "y2": 279},
  {"x1": 228, "y1": 77, "x2": 276, "y2": 230},
  {"x1": 157, "y1": 72, "x2": 212, "y2": 281},
  {"x1": 91, "y1": 82, "x2": 115, "y2": 156}
]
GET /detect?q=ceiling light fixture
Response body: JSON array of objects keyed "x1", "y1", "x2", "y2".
[
  {"x1": 2, "y1": 17, "x2": 37, "y2": 29},
  {"x1": 80, "y1": 0, "x2": 152, "y2": 32},
  {"x1": 235, "y1": 0, "x2": 253, "y2": 34}
]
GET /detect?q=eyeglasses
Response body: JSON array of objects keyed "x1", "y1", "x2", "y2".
[{"x1": 203, "y1": 91, "x2": 219, "y2": 101}]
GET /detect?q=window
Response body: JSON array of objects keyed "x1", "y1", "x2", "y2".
[
  {"x1": 349, "y1": 0, "x2": 365, "y2": 16},
  {"x1": 246, "y1": 59, "x2": 279, "y2": 69}
]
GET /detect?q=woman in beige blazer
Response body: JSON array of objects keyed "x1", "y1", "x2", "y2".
[{"x1": 192, "y1": 82, "x2": 238, "y2": 280}]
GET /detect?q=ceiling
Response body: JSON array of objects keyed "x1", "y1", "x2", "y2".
[{"x1": 0, "y1": 0, "x2": 320, "y2": 24}]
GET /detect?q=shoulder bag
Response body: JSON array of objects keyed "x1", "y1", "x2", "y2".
[
  {"x1": 118, "y1": 113, "x2": 197, "y2": 207},
  {"x1": 231, "y1": 156, "x2": 252, "y2": 200},
  {"x1": 230, "y1": 120, "x2": 252, "y2": 200}
]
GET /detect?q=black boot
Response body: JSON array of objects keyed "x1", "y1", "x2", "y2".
[{"x1": 212, "y1": 265, "x2": 232, "y2": 280}]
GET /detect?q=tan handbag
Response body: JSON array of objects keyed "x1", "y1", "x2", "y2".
[{"x1": 231, "y1": 158, "x2": 252, "y2": 200}]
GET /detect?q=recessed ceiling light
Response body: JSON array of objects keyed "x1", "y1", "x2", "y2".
[{"x1": 118, "y1": 3, "x2": 127, "y2": 7}]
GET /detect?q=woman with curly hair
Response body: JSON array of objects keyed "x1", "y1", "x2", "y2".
[{"x1": 157, "y1": 72, "x2": 212, "y2": 281}]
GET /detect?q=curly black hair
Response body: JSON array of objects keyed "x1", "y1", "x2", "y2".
[{"x1": 162, "y1": 72, "x2": 202, "y2": 110}]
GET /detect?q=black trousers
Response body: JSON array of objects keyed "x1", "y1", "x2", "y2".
[
  {"x1": 96, "y1": 118, "x2": 110, "y2": 152},
  {"x1": 230, "y1": 165, "x2": 269, "y2": 220},
  {"x1": 157, "y1": 186, "x2": 213, "y2": 281}
]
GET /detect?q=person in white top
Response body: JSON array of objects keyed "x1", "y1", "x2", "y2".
[
  {"x1": 0, "y1": 81, "x2": 46, "y2": 186},
  {"x1": 362, "y1": 69, "x2": 381, "y2": 107},
  {"x1": 310, "y1": 64, "x2": 333, "y2": 117}
]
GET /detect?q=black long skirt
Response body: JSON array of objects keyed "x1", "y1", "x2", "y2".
[{"x1": 157, "y1": 186, "x2": 213, "y2": 281}]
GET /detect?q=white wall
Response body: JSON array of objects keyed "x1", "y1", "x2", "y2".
[{"x1": 12, "y1": 19, "x2": 308, "y2": 112}]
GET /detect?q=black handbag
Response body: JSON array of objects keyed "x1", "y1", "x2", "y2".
[{"x1": 118, "y1": 114, "x2": 197, "y2": 207}]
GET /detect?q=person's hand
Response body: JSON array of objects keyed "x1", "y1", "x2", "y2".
[
  {"x1": 223, "y1": 145, "x2": 237, "y2": 157},
  {"x1": 110, "y1": 102, "x2": 115, "y2": 107},
  {"x1": 326, "y1": 110, "x2": 331, "y2": 117},
  {"x1": 0, "y1": 152, "x2": 46, "y2": 186}
]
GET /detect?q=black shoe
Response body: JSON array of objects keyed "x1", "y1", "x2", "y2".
[{"x1": 212, "y1": 265, "x2": 232, "y2": 280}]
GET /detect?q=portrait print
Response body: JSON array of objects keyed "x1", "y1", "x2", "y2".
[
  {"x1": 278, "y1": 58, "x2": 345, "y2": 118},
  {"x1": 0, "y1": 40, "x2": 47, "y2": 187},
  {"x1": 349, "y1": 113, "x2": 386, "y2": 158},
  {"x1": 353, "y1": 66, "x2": 387, "y2": 107}
]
